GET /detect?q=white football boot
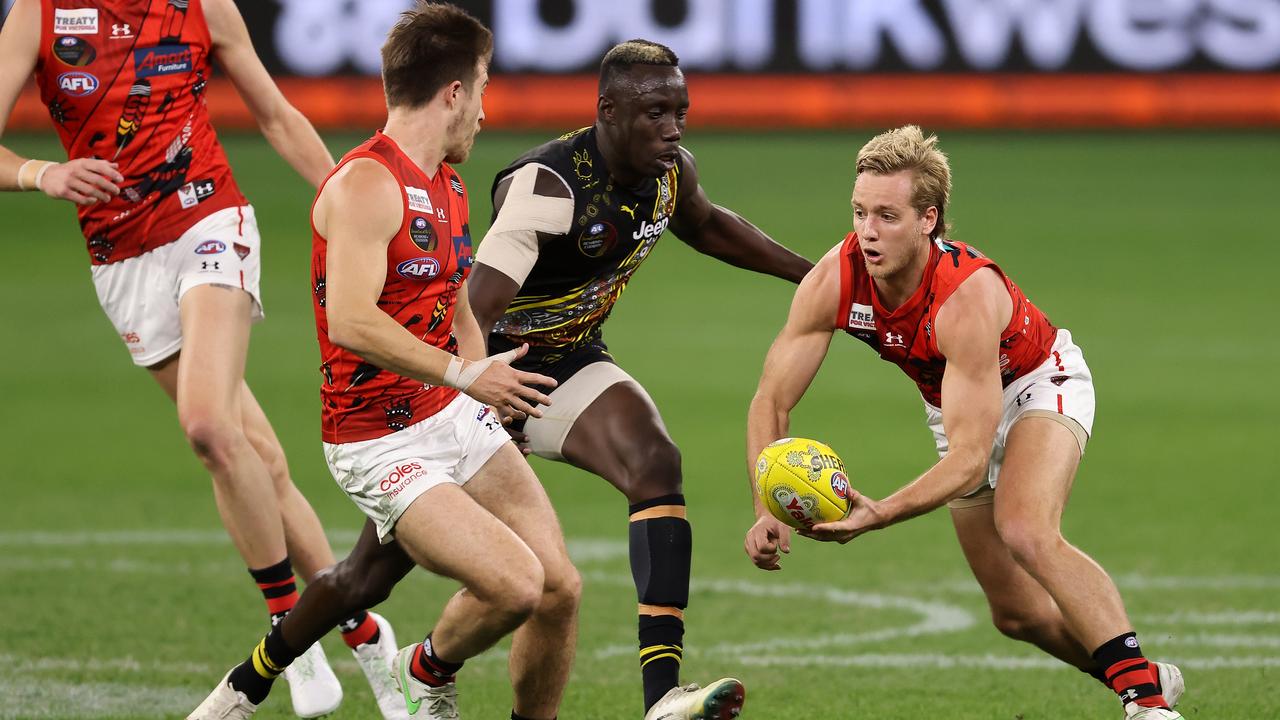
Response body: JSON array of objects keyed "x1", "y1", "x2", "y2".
[
  {"x1": 643, "y1": 678, "x2": 746, "y2": 720},
  {"x1": 187, "y1": 672, "x2": 259, "y2": 720},
  {"x1": 1124, "y1": 702, "x2": 1184, "y2": 720},
  {"x1": 353, "y1": 613, "x2": 410, "y2": 720},
  {"x1": 393, "y1": 645, "x2": 460, "y2": 719},
  {"x1": 1153, "y1": 661, "x2": 1185, "y2": 707},
  {"x1": 283, "y1": 641, "x2": 343, "y2": 718}
]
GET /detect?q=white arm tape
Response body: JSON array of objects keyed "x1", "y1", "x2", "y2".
[
  {"x1": 442, "y1": 348, "x2": 522, "y2": 392},
  {"x1": 474, "y1": 163, "x2": 574, "y2": 286}
]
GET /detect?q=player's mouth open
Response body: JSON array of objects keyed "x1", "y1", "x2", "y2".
[
  {"x1": 864, "y1": 248, "x2": 883, "y2": 262},
  {"x1": 656, "y1": 151, "x2": 678, "y2": 168}
]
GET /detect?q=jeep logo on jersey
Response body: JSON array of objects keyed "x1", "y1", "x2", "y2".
[
  {"x1": 57, "y1": 72, "x2": 99, "y2": 96},
  {"x1": 632, "y1": 216, "x2": 669, "y2": 241},
  {"x1": 194, "y1": 240, "x2": 226, "y2": 255},
  {"x1": 848, "y1": 303, "x2": 875, "y2": 331},
  {"x1": 54, "y1": 8, "x2": 98, "y2": 35},
  {"x1": 134, "y1": 45, "x2": 193, "y2": 78},
  {"x1": 397, "y1": 257, "x2": 441, "y2": 279},
  {"x1": 53, "y1": 37, "x2": 96, "y2": 67},
  {"x1": 408, "y1": 216, "x2": 436, "y2": 252},
  {"x1": 405, "y1": 186, "x2": 433, "y2": 214}
]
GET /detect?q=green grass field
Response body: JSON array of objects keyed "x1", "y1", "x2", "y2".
[{"x1": 0, "y1": 129, "x2": 1276, "y2": 719}]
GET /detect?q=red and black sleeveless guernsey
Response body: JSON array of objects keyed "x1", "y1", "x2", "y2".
[
  {"x1": 311, "y1": 132, "x2": 474, "y2": 444},
  {"x1": 33, "y1": 0, "x2": 244, "y2": 264},
  {"x1": 835, "y1": 234, "x2": 1057, "y2": 408}
]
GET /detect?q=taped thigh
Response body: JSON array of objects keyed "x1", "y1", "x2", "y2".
[{"x1": 523, "y1": 361, "x2": 636, "y2": 460}]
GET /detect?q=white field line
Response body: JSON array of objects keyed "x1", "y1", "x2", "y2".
[
  {"x1": 0, "y1": 678, "x2": 200, "y2": 719},
  {"x1": 1139, "y1": 610, "x2": 1280, "y2": 625}
]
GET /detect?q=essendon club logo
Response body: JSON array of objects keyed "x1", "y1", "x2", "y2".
[{"x1": 134, "y1": 44, "x2": 193, "y2": 78}]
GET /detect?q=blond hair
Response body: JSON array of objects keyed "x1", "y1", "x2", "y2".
[{"x1": 855, "y1": 125, "x2": 951, "y2": 239}]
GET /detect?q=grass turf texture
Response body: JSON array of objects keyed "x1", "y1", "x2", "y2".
[{"x1": 0, "y1": 130, "x2": 1276, "y2": 719}]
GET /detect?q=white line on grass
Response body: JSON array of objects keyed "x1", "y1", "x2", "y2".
[{"x1": 735, "y1": 653, "x2": 1280, "y2": 670}]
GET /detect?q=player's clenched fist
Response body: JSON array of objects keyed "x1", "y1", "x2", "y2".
[
  {"x1": 744, "y1": 514, "x2": 792, "y2": 571},
  {"x1": 443, "y1": 343, "x2": 556, "y2": 421}
]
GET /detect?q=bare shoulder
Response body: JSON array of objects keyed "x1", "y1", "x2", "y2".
[
  {"x1": 315, "y1": 158, "x2": 400, "y2": 233},
  {"x1": 935, "y1": 267, "x2": 1009, "y2": 353}
]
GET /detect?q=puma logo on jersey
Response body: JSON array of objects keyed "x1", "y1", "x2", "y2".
[
  {"x1": 620, "y1": 204, "x2": 636, "y2": 219},
  {"x1": 632, "y1": 216, "x2": 668, "y2": 241}
]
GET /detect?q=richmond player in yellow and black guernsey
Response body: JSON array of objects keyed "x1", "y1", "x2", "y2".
[{"x1": 467, "y1": 40, "x2": 813, "y2": 720}]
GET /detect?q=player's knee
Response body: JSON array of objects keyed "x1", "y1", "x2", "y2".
[
  {"x1": 499, "y1": 563, "x2": 545, "y2": 623},
  {"x1": 995, "y1": 517, "x2": 1064, "y2": 573},
  {"x1": 540, "y1": 560, "x2": 582, "y2": 618},
  {"x1": 329, "y1": 558, "x2": 394, "y2": 609},
  {"x1": 990, "y1": 607, "x2": 1054, "y2": 642},
  {"x1": 178, "y1": 410, "x2": 242, "y2": 468},
  {"x1": 619, "y1": 437, "x2": 682, "y2": 501}
]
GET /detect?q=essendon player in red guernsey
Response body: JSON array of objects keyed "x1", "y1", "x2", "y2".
[
  {"x1": 744, "y1": 126, "x2": 1185, "y2": 719},
  {"x1": 191, "y1": 5, "x2": 579, "y2": 720},
  {"x1": 0, "y1": 0, "x2": 405, "y2": 717}
]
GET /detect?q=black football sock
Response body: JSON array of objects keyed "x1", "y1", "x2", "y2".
[
  {"x1": 1093, "y1": 632, "x2": 1168, "y2": 709},
  {"x1": 629, "y1": 494, "x2": 691, "y2": 711},
  {"x1": 248, "y1": 557, "x2": 298, "y2": 625},
  {"x1": 410, "y1": 633, "x2": 463, "y2": 687},
  {"x1": 227, "y1": 622, "x2": 302, "y2": 705},
  {"x1": 338, "y1": 610, "x2": 380, "y2": 649}
]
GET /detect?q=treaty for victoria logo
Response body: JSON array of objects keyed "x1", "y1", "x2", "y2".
[{"x1": 133, "y1": 44, "x2": 193, "y2": 78}]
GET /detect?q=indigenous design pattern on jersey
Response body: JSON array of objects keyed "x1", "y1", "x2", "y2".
[
  {"x1": 34, "y1": 0, "x2": 244, "y2": 264},
  {"x1": 311, "y1": 132, "x2": 473, "y2": 444},
  {"x1": 489, "y1": 127, "x2": 680, "y2": 359},
  {"x1": 835, "y1": 234, "x2": 1057, "y2": 408}
]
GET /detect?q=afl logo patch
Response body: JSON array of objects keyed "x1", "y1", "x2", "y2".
[
  {"x1": 57, "y1": 71, "x2": 99, "y2": 96},
  {"x1": 397, "y1": 257, "x2": 441, "y2": 279},
  {"x1": 194, "y1": 240, "x2": 226, "y2": 255},
  {"x1": 53, "y1": 37, "x2": 96, "y2": 66},
  {"x1": 409, "y1": 216, "x2": 436, "y2": 252},
  {"x1": 830, "y1": 472, "x2": 850, "y2": 500},
  {"x1": 578, "y1": 221, "x2": 616, "y2": 258}
]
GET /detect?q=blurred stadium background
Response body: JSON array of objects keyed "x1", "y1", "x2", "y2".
[{"x1": 1, "y1": 1, "x2": 1277, "y2": 718}]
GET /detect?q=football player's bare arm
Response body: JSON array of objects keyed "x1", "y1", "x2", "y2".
[
  {"x1": 806, "y1": 267, "x2": 1010, "y2": 544},
  {"x1": 204, "y1": 0, "x2": 332, "y2": 188},
  {"x1": 469, "y1": 163, "x2": 573, "y2": 338},
  {"x1": 319, "y1": 160, "x2": 555, "y2": 417},
  {"x1": 744, "y1": 247, "x2": 839, "y2": 571},
  {"x1": 668, "y1": 147, "x2": 812, "y2": 283},
  {"x1": 0, "y1": 0, "x2": 120, "y2": 201}
]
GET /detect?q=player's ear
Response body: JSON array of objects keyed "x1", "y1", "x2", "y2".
[
  {"x1": 443, "y1": 79, "x2": 464, "y2": 109},
  {"x1": 597, "y1": 94, "x2": 614, "y2": 124},
  {"x1": 921, "y1": 206, "x2": 938, "y2": 238}
]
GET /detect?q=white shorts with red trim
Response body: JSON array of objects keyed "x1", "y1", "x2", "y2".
[
  {"x1": 323, "y1": 393, "x2": 510, "y2": 544},
  {"x1": 90, "y1": 205, "x2": 264, "y2": 367},
  {"x1": 925, "y1": 328, "x2": 1095, "y2": 497}
]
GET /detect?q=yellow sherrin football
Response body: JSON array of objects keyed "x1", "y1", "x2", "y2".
[{"x1": 755, "y1": 437, "x2": 853, "y2": 530}]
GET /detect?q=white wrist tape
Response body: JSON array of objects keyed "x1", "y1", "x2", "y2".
[
  {"x1": 34, "y1": 162, "x2": 55, "y2": 192},
  {"x1": 441, "y1": 348, "x2": 523, "y2": 392},
  {"x1": 16, "y1": 160, "x2": 36, "y2": 191}
]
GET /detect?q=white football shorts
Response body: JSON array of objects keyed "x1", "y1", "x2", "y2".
[
  {"x1": 926, "y1": 328, "x2": 1095, "y2": 499},
  {"x1": 90, "y1": 205, "x2": 264, "y2": 367},
  {"x1": 323, "y1": 393, "x2": 510, "y2": 544}
]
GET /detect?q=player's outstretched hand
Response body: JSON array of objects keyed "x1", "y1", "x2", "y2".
[
  {"x1": 745, "y1": 514, "x2": 792, "y2": 571},
  {"x1": 800, "y1": 491, "x2": 886, "y2": 544},
  {"x1": 447, "y1": 344, "x2": 557, "y2": 421},
  {"x1": 41, "y1": 159, "x2": 123, "y2": 205}
]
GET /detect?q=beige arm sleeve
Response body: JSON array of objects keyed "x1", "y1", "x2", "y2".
[{"x1": 474, "y1": 163, "x2": 574, "y2": 286}]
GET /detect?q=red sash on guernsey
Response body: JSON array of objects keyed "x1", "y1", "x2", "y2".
[
  {"x1": 835, "y1": 233, "x2": 1057, "y2": 408},
  {"x1": 34, "y1": 0, "x2": 244, "y2": 264},
  {"x1": 311, "y1": 132, "x2": 475, "y2": 444}
]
